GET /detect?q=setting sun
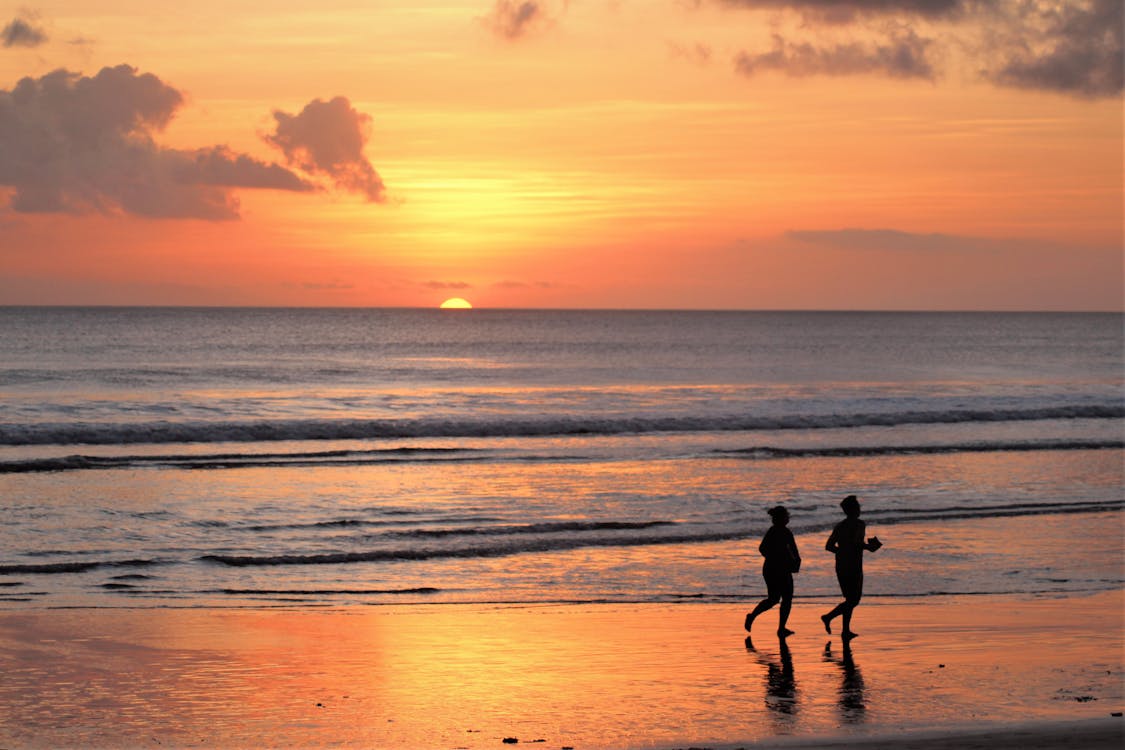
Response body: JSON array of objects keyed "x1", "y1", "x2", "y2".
[{"x1": 439, "y1": 297, "x2": 473, "y2": 309}]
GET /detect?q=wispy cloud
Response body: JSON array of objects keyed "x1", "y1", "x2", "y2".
[
  {"x1": 2, "y1": 11, "x2": 47, "y2": 48},
  {"x1": 735, "y1": 29, "x2": 934, "y2": 79},
  {"x1": 786, "y1": 228, "x2": 993, "y2": 252},
  {"x1": 718, "y1": 1, "x2": 964, "y2": 23},
  {"x1": 423, "y1": 280, "x2": 474, "y2": 290},
  {"x1": 713, "y1": 1, "x2": 1122, "y2": 98},
  {"x1": 984, "y1": 0, "x2": 1123, "y2": 98},
  {"x1": 493, "y1": 279, "x2": 569, "y2": 289},
  {"x1": 482, "y1": 0, "x2": 554, "y2": 41}
]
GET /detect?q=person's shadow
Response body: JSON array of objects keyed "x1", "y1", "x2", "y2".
[
  {"x1": 746, "y1": 636, "x2": 798, "y2": 727},
  {"x1": 823, "y1": 639, "x2": 866, "y2": 724}
]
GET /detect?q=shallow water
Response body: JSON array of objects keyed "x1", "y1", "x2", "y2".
[{"x1": 1, "y1": 309, "x2": 1121, "y2": 609}]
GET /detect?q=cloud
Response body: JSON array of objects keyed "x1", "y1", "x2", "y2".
[
  {"x1": 265, "y1": 97, "x2": 385, "y2": 202},
  {"x1": 423, "y1": 280, "x2": 474, "y2": 290},
  {"x1": 669, "y1": 41, "x2": 714, "y2": 66},
  {"x1": 0, "y1": 65, "x2": 318, "y2": 219},
  {"x1": 786, "y1": 228, "x2": 992, "y2": 252},
  {"x1": 302, "y1": 280, "x2": 355, "y2": 290},
  {"x1": 2, "y1": 12, "x2": 47, "y2": 48},
  {"x1": 714, "y1": 1, "x2": 1122, "y2": 98},
  {"x1": 986, "y1": 0, "x2": 1123, "y2": 98},
  {"x1": 735, "y1": 29, "x2": 934, "y2": 79},
  {"x1": 720, "y1": 1, "x2": 965, "y2": 22},
  {"x1": 483, "y1": 1, "x2": 551, "y2": 40},
  {"x1": 493, "y1": 279, "x2": 568, "y2": 289}
]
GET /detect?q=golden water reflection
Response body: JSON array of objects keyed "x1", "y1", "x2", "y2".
[{"x1": 0, "y1": 591, "x2": 1121, "y2": 749}]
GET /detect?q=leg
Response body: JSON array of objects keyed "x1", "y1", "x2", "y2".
[
  {"x1": 840, "y1": 600, "x2": 857, "y2": 639},
  {"x1": 745, "y1": 595, "x2": 779, "y2": 632},
  {"x1": 826, "y1": 565, "x2": 862, "y2": 636},
  {"x1": 777, "y1": 598, "x2": 794, "y2": 637},
  {"x1": 840, "y1": 571, "x2": 863, "y2": 639},
  {"x1": 747, "y1": 568, "x2": 786, "y2": 632},
  {"x1": 776, "y1": 574, "x2": 795, "y2": 637}
]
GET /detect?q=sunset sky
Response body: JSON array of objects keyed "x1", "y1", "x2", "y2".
[{"x1": 1, "y1": 1, "x2": 1121, "y2": 310}]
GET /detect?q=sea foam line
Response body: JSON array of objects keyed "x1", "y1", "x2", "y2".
[
  {"x1": 2, "y1": 437, "x2": 1120, "y2": 474},
  {"x1": 199, "y1": 501, "x2": 1123, "y2": 568},
  {"x1": 2, "y1": 500, "x2": 1120, "y2": 576},
  {"x1": 0, "y1": 404, "x2": 1121, "y2": 446}
]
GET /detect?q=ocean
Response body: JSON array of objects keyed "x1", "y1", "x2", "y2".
[{"x1": 0, "y1": 307, "x2": 1121, "y2": 610}]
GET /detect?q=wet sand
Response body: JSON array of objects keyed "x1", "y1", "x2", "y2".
[{"x1": 0, "y1": 590, "x2": 1121, "y2": 749}]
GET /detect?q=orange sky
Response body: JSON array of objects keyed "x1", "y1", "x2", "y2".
[{"x1": 1, "y1": 1, "x2": 1121, "y2": 309}]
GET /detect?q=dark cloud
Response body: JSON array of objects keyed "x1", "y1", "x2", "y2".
[
  {"x1": 716, "y1": 1, "x2": 1122, "y2": 98},
  {"x1": 0, "y1": 65, "x2": 317, "y2": 220},
  {"x1": 735, "y1": 29, "x2": 934, "y2": 79},
  {"x1": 302, "y1": 280, "x2": 355, "y2": 290},
  {"x1": 719, "y1": 0, "x2": 965, "y2": 24},
  {"x1": 266, "y1": 97, "x2": 385, "y2": 202},
  {"x1": 987, "y1": 0, "x2": 1123, "y2": 98},
  {"x1": 173, "y1": 146, "x2": 311, "y2": 191},
  {"x1": 786, "y1": 228, "x2": 991, "y2": 252},
  {"x1": 423, "y1": 281, "x2": 474, "y2": 290},
  {"x1": 2, "y1": 13, "x2": 48, "y2": 48},
  {"x1": 493, "y1": 280, "x2": 567, "y2": 289},
  {"x1": 483, "y1": 1, "x2": 549, "y2": 40}
]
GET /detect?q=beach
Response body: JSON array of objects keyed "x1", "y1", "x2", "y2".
[{"x1": 1, "y1": 590, "x2": 1121, "y2": 749}]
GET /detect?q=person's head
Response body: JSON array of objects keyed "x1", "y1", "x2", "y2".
[
  {"x1": 767, "y1": 505, "x2": 790, "y2": 526},
  {"x1": 840, "y1": 495, "x2": 860, "y2": 518}
]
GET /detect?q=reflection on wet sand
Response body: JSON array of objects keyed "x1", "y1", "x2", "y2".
[
  {"x1": 824, "y1": 639, "x2": 866, "y2": 724},
  {"x1": 747, "y1": 635, "x2": 799, "y2": 730}
]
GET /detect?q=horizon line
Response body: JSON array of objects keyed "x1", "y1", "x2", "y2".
[{"x1": 1, "y1": 304, "x2": 1121, "y2": 314}]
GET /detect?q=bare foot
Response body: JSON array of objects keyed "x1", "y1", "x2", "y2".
[
  {"x1": 842, "y1": 630, "x2": 859, "y2": 641},
  {"x1": 744, "y1": 612, "x2": 755, "y2": 633},
  {"x1": 777, "y1": 628, "x2": 795, "y2": 638},
  {"x1": 821, "y1": 614, "x2": 832, "y2": 634}
]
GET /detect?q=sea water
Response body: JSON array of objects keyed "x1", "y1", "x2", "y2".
[{"x1": 0, "y1": 307, "x2": 1121, "y2": 608}]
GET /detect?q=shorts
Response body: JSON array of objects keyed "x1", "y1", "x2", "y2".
[
  {"x1": 836, "y1": 566, "x2": 864, "y2": 604},
  {"x1": 763, "y1": 566, "x2": 794, "y2": 601}
]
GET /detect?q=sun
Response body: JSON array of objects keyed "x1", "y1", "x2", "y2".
[{"x1": 439, "y1": 297, "x2": 473, "y2": 309}]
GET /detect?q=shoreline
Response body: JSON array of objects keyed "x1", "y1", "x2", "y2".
[
  {"x1": 0, "y1": 590, "x2": 1122, "y2": 749},
  {"x1": 674, "y1": 716, "x2": 1125, "y2": 750}
]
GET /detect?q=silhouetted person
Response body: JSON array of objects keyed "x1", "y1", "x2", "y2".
[
  {"x1": 821, "y1": 495, "x2": 881, "y2": 640},
  {"x1": 744, "y1": 505, "x2": 801, "y2": 637},
  {"x1": 823, "y1": 639, "x2": 866, "y2": 724}
]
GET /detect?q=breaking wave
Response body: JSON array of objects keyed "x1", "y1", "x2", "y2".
[{"x1": 0, "y1": 404, "x2": 1120, "y2": 449}]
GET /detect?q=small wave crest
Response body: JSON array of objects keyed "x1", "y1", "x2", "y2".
[
  {"x1": 0, "y1": 446, "x2": 487, "y2": 474},
  {"x1": 716, "y1": 439, "x2": 1125, "y2": 459},
  {"x1": 0, "y1": 559, "x2": 162, "y2": 576},
  {"x1": 2, "y1": 404, "x2": 1121, "y2": 447}
]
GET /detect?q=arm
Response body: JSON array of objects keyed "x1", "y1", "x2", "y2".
[
  {"x1": 857, "y1": 519, "x2": 881, "y2": 551},
  {"x1": 825, "y1": 526, "x2": 840, "y2": 554}
]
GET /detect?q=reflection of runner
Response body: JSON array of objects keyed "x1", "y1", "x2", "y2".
[
  {"x1": 823, "y1": 639, "x2": 866, "y2": 724},
  {"x1": 744, "y1": 505, "x2": 801, "y2": 637},
  {"x1": 821, "y1": 495, "x2": 882, "y2": 640},
  {"x1": 746, "y1": 635, "x2": 799, "y2": 727}
]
